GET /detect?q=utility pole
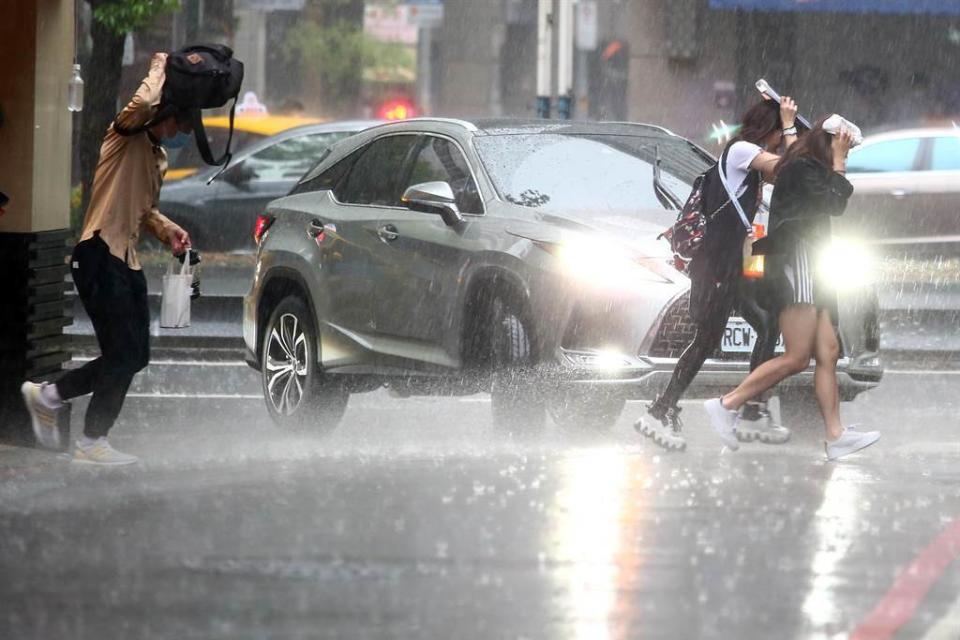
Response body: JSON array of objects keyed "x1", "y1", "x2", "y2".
[
  {"x1": 536, "y1": 0, "x2": 553, "y2": 118},
  {"x1": 556, "y1": 0, "x2": 574, "y2": 119}
]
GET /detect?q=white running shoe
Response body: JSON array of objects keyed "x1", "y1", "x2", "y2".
[
  {"x1": 704, "y1": 397, "x2": 740, "y2": 451},
  {"x1": 634, "y1": 408, "x2": 687, "y2": 452},
  {"x1": 735, "y1": 411, "x2": 791, "y2": 445},
  {"x1": 73, "y1": 438, "x2": 139, "y2": 466},
  {"x1": 20, "y1": 381, "x2": 61, "y2": 450},
  {"x1": 825, "y1": 426, "x2": 880, "y2": 461}
]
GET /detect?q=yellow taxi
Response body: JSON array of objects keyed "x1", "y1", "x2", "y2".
[{"x1": 165, "y1": 114, "x2": 325, "y2": 181}]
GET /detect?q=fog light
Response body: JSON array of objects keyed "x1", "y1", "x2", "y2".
[{"x1": 563, "y1": 349, "x2": 634, "y2": 370}]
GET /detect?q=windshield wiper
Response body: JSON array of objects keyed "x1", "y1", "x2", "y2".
[{"x1": 653, "y1": 144, "x2": 684, "y2": 210}]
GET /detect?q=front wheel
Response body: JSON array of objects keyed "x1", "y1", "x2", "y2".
[
  {"x1": 261, "y1": 296, "x2": 349, "y2": 432},
  {"x1": 489, "y1": 298, "x2": 546, "y2": 432},
  {"x1": 548, "y1": 391, "x2": 627, "y2": 431}
]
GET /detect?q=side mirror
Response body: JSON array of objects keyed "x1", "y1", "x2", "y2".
[{"x1": 402, "y1": 181, "x2": 463, "y2": 226}]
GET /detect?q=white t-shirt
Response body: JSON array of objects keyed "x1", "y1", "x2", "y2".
[{"x1": 724, "y1": 141, "x2": 763, "y2": 196}]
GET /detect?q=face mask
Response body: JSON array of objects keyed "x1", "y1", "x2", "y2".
[{"x1": 161, "y1": 131, "x2": 191, "y2": 150}]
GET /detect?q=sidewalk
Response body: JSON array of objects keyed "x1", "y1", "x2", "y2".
[{"x1": 64, "y1": 254, "x2": 960, "y2": 366}]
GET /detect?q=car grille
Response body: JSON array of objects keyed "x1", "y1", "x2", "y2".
[{"x1": 647, "y1": 292, "x2": 747, "y2": 360}]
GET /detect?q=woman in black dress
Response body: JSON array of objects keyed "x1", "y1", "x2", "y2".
[{"x1": 704, "y1": 118, "x2": 881, "y2": 460}]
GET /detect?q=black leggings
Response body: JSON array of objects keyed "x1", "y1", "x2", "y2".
[
  {"x1": 56, "y1": 235, "x2": 150, "y2": 438},
  {"x1": 651, "y1": 278, "x2": 779, "y2": 416}
]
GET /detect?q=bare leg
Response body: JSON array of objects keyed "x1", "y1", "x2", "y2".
[
  {"x1": 721, "y1": 305, "x2": 818, "y2": 411},
  {"x1": 813, "y1": 309, "x2": 844, "y2": 441}
]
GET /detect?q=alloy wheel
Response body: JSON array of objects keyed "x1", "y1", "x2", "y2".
[{"x1": 265, "y1": 312, "x2": 309, "y2": 415}]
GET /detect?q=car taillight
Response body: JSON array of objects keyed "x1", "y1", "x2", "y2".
[{"x1": 254, "y1": 214, "x2": 275, "y2": 245}]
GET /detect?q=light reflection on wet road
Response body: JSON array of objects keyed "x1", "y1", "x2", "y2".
[{"x1": 1, "y1": 369, "x2": 959, "y2": 639}]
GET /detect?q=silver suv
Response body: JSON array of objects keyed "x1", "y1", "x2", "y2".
[{"x1": 243, "y1": 118, "x2": 883, "y2": 432}]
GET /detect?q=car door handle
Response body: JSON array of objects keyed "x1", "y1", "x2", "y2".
[
  {"x1": 377, "y1": 224, "x2": 399, "y2": 243},
  {"x1": 890, "y1": 189, "x2": 911, "y2": 198}
]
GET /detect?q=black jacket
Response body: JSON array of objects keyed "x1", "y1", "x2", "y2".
[
  {"x1": 753, "y1": 156, "x2": 853, "y2": 256},
  {"x1": 689, "y1": 143, "x2": 762, "y2": 284}
]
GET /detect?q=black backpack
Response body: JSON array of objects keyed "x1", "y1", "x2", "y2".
[
  {"x1": 114, "y1": 44, "x2": 244, "y2": 168},
  {"x1": 658, "y1": 146, "x2": 733, "y2": 272}
]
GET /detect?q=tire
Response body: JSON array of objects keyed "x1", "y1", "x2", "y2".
[
  {"x1": 548, "y1": 392, "x2": 627, "y2": 431},
  {"x1": 261, "y1": 295, "x2": 349, "y2": 432},
  {"x1": 777, "y1": 389, "x2": 822, "y2": 443},
  {"x1": 489, "y1": 297, "x2": 546, "y2": 432}
]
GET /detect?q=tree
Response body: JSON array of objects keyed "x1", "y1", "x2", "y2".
[
  {"x1": 284, "y1": 18, "x2": 414, "y2": 116},
  {"x1": 79, "y1": 0, "x2": 180, "y2": 216},
  {"x1": 283, "y1": 0, "x2": 419, "y2": 118}
]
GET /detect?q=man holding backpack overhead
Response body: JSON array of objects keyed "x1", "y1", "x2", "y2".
[{"x1": 20, "y1": 52, "x2": 195, "y2": 465}]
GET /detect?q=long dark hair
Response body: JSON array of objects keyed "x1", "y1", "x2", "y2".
[
  {"x1": 732, "y1": 100, "x2": 782, "y2": 146},
  {"x1": 774, "y1": 115, "x2": 834, "y2": 175}
]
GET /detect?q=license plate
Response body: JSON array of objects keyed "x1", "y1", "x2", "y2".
[{"x1": 721, "y1": 318, "x2": 785, "y2": 354}]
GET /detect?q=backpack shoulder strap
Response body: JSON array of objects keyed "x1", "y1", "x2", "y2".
[
  {"x1": 191, "y1": 99, "x2": 236, "y2": 167},
  {"x1": 716, "y1": 143, "x2": 753, "y2": 231}
]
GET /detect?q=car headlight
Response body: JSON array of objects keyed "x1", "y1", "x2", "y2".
[
  {"x1": 549, "y1": 234, "x2": 670, "y2": 291},
  {"x1": 817, "y1": 239, "x2": 877, "y2": 290}
]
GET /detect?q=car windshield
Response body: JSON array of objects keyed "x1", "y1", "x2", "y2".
[{"x1": 474, "y1": 132, "x2": 709, "y2": 215}]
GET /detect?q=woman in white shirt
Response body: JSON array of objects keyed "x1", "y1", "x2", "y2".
[{"x1": 636, "y1": 96, "x2": 798, "y2": 451}]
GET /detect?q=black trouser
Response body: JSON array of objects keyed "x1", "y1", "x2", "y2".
[
  {"x1": 57, "y1": 235, "x2": 150, "y2": 438},
  {"x1": 650, "y1": 277, "x2": 779, "y2": 419}
]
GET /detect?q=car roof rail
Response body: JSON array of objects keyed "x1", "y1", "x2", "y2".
[
  {"x1": 380, "y1": 117, "x2": 480, "y2": 132},
  {"x1": 600, "y1": 121, "x2": 679, "y2": 137}
]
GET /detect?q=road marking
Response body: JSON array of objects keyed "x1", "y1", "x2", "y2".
[
  {"x1": 850, "y1": 518, "x2": 960, "y2": 640},
  {"x1": 73, "y1": 358, "x2": 248, "y2": 367},
  {"x1": 124, "y1": 392, "x2": 497, "y2": 402},
  {"x1": 127, "y1": 392, "x2": 262, "y2": 400},
  {"x1": 886, "y1": 369, "x2": 960, "y2": 376}
]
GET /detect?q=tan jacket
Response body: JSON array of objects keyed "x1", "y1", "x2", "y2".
[{"x1": 79, "y1": 53, "x2": 178, "y2": 270}]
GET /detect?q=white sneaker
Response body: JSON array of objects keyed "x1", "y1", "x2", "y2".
[
  {"x1": 634, "y1": 415, "x2": 687, "y2": 451},
  {"x1": 21, "y1": 381, "x2": 61, "y2": 450},
  {"x1": 73, "y1": 438, "x2": 139, "y2": 466},
  {"x1": 825, "y1": 426, "x2": 880, "y2": 461},
  {"x1": 704, "y1": 398, "x2": 739, "y2": 451},
  {"x1": 735, "y1": 411, "x2": 791, "y2": 445}
]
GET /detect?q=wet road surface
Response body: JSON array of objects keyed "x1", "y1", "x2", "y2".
[{"x1": 1, "y1": 360, "x2": 959, "y2": 639}]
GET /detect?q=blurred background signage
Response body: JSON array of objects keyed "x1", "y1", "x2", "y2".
[
  {"x1": 709, "y1": 0, "x2": 960, "y2": 14},
  {"x1": 406, "y1": 0, "x2": 443, "y2": 29},
  {"x1": 236, "y1": 0, "x2": 305, "y2": 9}
]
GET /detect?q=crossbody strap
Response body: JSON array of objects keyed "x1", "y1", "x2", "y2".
[
  {"x1": 716, "y1": 146, "x2": 753, "y2": 232},
  {"x1": 192, "y1": 98, "x2": 236, "y2": 167}
]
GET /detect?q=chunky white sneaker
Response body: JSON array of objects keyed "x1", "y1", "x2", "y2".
[
  {"x1": 735, "y1": 410, "x2": 791, "y2": 445},
  {"x1": 634, "y1": 406, "x2": 686, "y2": 451},
  {"x1": 73, "y1": 438, "x2": 139, "y2": 466},
  {"x1": 21, "y1": 381, "x2": 61, "y2": 450},
  {"x1": 825, "y1": 426, "x2": 880, "y2": 461},
  {"x1": 704, "y1": 398, "x2": 739, "y2": 451}
]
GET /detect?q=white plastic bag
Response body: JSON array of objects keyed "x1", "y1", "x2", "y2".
[{"x1": 160, "y1": 257, "x2": 192, "y2": 328}]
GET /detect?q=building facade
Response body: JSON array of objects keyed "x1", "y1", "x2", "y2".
[{"x1": 436, "y1": 0, "x2": 960, "y2": 148}]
